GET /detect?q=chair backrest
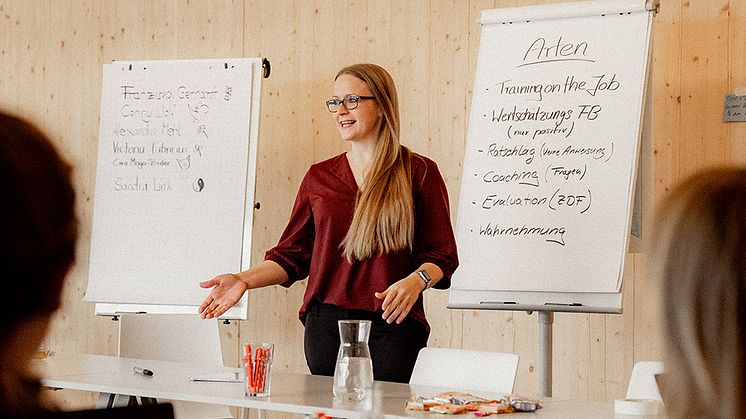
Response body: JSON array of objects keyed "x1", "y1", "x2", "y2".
[
  {"x1": 409, "y1": 347, "x2": 519, "y2": 395},
  {"x1": 119, "y1": 314, "x2": 232, "y2": 419},
  {"x1": 626, "y1": 361, "x2": 665, "y2": 401},
  {"x1": 119, "y1": 314, "x2": 224, "y2": 366}
]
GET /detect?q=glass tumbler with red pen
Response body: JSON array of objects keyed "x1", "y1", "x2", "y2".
[{"x1": 243, "y1": 342, "x2": 274, "y2": 397}]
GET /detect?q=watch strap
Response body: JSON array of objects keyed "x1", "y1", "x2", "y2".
[{"x1": 417, "y1": 269, "x2": 432, "y2": 291}]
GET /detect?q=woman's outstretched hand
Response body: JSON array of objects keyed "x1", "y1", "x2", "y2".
[
  {"x1": 198, "y1": 273, "x2": 249, "y2": 319},
  {"x1": 374, "y1": 275, "x2": 424, "y2": 324}
]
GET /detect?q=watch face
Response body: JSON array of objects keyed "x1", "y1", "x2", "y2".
[{"x1": 418, "y1": 270, "x2": 431, "y2": 283}]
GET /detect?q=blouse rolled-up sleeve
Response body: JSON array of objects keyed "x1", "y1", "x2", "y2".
[
  {"x1": 412, "y1": 156, "x2": 459, "y2": 289},
  {"x1": 264, "y1": 170, "x2": 316, "y2": 285}
]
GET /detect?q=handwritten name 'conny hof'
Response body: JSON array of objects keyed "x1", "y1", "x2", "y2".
[
  {"x1": 105, "y1": 84, "x2": 234, "y2": 194},
  {"x1": 466, "y1": 35, "x2": 624, "y2": 247}
]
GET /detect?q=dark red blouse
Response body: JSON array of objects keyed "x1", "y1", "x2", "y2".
[{"x1": 265, "y1": 151, "x2": 459, "y2": 333}]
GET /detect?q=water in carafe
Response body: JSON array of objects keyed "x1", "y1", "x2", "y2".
[{"x1": 332, "y1": 320, "x2": 373, "y2": 402}]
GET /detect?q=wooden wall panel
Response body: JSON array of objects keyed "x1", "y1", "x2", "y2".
[
  {"x1": 241, "y1": 0, "x2": 313, "y2": 375},
  {"x1": 604, "y1": 259, "x2": 636, "y2": 401},
  {"x1": 679, "y1": 0, "x2": 730, "y2": 174},
  {"x1": 728, "y1": 1, "x2": 746, "y2": 164},
  {"x1": 423, "y1": 0, "x2": 470, "y2": 353},
  {"x1": 3, "y1": 0, "x2": 745, "y2": 411},
  {"x1": 651, "y1": 2, "x2": 681, "y2": 205}
]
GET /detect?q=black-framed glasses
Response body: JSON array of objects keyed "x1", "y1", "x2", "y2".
[{"x1": 325, "y1": 95, "x2": 375, "y2": 112}]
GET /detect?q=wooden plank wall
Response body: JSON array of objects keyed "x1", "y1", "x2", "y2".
[{"x1": 2, "y1": 0, "x2": 745, "y2": 411}]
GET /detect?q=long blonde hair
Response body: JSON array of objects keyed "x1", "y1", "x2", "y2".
[
  {"x1": 651, "y1": 168, "x2": 746, "y2": 419},
  {"x1": 337, "y1": 64, "x2": 414, "y2": 262}
]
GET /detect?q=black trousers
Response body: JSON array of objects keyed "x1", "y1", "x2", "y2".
[{"x1": 303, "y1": 303, "x2": 429, "y2": 383}]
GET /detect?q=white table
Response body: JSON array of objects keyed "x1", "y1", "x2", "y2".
[{"x1": 35, "y1": 353, "x2": 661, "y2": 418}]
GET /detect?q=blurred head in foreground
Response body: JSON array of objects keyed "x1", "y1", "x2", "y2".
[
  {"x1": 0, "y1": 111, "x2": 77, "y2": 415},
  {"x1": 652, "y1": 167, "x2": 746, "y2": 419}
]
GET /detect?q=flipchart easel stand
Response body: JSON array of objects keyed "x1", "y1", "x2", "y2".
[
  {"x1": 538, "y1": 311, "x2": 553, "y2": 397},
  {"x1": 449, "y1": 0, "x2": 657, "y2": 398},
  {"x1": 90, "y1": 58, "x2": 271, "y2": 419}
]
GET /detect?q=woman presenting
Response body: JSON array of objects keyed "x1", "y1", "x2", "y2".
[{"x1": 199, "y1": 63, "x2": 458, "y2": 383}]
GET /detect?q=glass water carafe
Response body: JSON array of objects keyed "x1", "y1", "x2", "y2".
[{"x1": 332, "y1": 319, "x2": 374, "y2": 401}]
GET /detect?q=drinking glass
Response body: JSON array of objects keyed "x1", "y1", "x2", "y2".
[{"x1": 242, "y1": 342, "x2": 273, "y2": 397}]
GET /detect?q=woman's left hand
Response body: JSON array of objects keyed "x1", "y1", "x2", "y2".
[{"x1": 374, "y1": 275, "x2": 424, "y2": 324}]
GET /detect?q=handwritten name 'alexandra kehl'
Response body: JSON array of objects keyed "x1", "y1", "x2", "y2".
[{"x1": 519, "y1": 36, "x2": 594, "y2": 67}]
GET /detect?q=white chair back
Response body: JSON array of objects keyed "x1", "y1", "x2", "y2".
[
  {"x1": 409, "y1": 347, "x2": 519, "y2": 395},
  {"x1": 626, "y1": 361, "x2": 665, "y2": 401}
]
